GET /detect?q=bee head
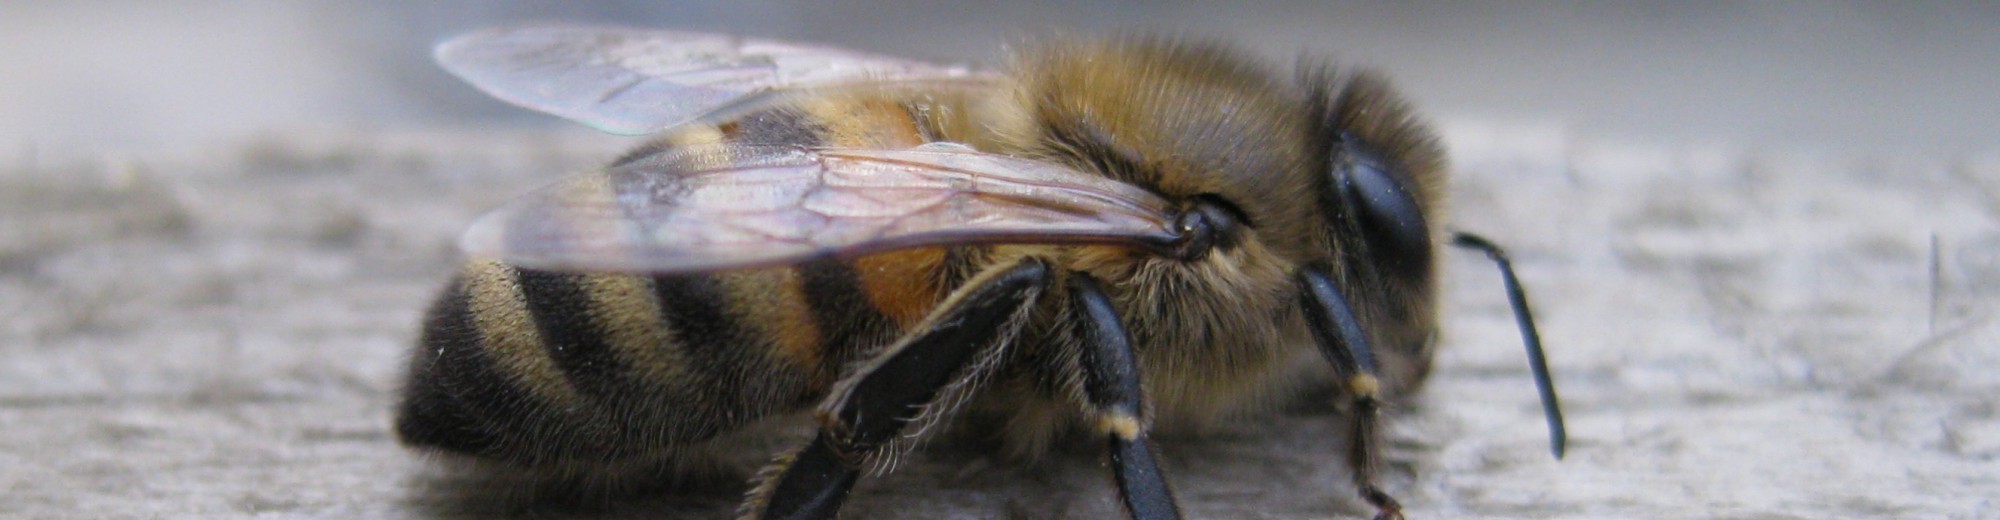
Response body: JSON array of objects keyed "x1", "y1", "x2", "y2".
[
  {"x1": 1306, "y1": 72, "x2": 1447, "y2": 282},
  {"x1": 1006, "y1": 38, "x2": 1444, "y2": 266},
  {"x1": 1005, "y1": 35, "x2": 1449, "y2": 386},
  {"x1": 1302, "y1": 70, "x2": 1450, "y2": 380}
]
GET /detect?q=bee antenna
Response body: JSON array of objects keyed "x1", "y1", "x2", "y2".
[{"x1": 1450, "y1": 231, "x2": 1566, "y2": 460}]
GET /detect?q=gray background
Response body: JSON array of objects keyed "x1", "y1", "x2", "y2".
[
  {"x1": 4, "y1": 2, "x2": 1997, "y2": 519},
  {"x1": 8, "y1": 1, "x2": 2000, "y2": 159}
]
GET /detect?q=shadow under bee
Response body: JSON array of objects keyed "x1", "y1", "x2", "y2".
[{"x1": 399, "y1": 417, "x2": 807, "y2": 518}]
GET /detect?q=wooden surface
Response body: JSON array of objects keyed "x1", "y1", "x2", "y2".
[{"x1": 3, "y1": 126, "x2": 1996, "y2": 519}]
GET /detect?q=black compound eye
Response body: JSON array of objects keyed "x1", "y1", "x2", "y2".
[{"x1": 1336, "y1": 135, "x2": 1431, "y2": 273}]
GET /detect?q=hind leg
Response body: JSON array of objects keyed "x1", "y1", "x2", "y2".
[{"x1": 740, "y1": 259, "x2": 1050, "y2": 520}]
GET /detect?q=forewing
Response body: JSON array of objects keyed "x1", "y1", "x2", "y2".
[
  {"x1": 463, "y1": 144, "x2": 1182, "y2": 273},
  {"x1": 436, "y1": 25, "x2": 993, "y2": 135}
]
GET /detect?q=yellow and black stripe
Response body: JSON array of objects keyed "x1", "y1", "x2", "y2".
[
  {"x1": 398, "y1": 262, "x2": 813, "y2": 465},
  {"x1": 398, "y1": 87, "x2": 999, "y2": 467}
]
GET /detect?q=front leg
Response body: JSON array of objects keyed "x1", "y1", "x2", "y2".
[
  {"x1": 741, "y1": 258, "x2": 1050, "y2": 520},
  {"x1": 1297, "y1": 267, "x2": 1404, "y2": 520}
]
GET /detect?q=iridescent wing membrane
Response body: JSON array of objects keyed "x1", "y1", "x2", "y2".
[
  {"x1": 441, "y1": 26, "x2": 1180, "y2": 274},
  {"x1": 462, "y1": 144, "x2": 1182, "y2": 273},
  {"x1": 436, "y1": 24, "x2": 995, "y2": 134}
]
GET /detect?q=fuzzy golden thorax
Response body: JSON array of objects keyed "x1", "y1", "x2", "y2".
[{"x1": 977, "y1": 37, "x2": 1451, "y2": 428}]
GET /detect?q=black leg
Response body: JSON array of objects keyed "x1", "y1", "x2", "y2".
[
  {"x1": 1449, "y1": 232, "x2": 1566, "y2": 459},
  {"x1": 1297, "y1": 267, "x2": 1404, "y2": 520},
  {"x1": 741, "y1": 259, "x2": 1050, "y2": 520},
  {"x1": 750, "y1": 433, "x2": 859, "y2": 520},
  {"x1": 1069, "y1": 273, "x2": 1182, "y2": 520}
]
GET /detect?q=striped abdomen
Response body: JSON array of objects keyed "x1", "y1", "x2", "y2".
[
  {"x1": 395, "y1": 246, "x2": 966, "y2": 467},
  {"x1": 397, "y1": 89, "x2": 989, "y2": 467}
]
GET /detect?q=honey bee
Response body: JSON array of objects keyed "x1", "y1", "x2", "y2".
[{"x1": 396, "y1": 25, "x2": 1565, "y2": 520}]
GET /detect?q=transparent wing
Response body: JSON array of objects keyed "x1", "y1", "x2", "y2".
[
  {"x1": 463, "y1": 144, "x2": 1184, "y2": 273},
  {"x1": 436, "y1": 25, "x2": 995, "y2": 135}
]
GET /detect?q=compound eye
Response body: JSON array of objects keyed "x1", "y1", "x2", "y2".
[{"x1": 1336, "y1": 136, "x2": 1431, "y2": 272}]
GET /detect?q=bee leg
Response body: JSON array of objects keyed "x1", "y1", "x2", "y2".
[
  {"x1": 1068, "y1": 273, "x2": 1183, "y2": 520},
  {"x1": 1296, "y1": 267, "x2": 1405, "y2": 520},
  {"x1": 742, "y1": 259, "x2": 1051, "y2": 520}
]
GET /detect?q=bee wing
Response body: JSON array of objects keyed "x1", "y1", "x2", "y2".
[
  {"x1": 463, "y1": 144, "x2": 1183, "y2": 273},
  {"x1": 436, "y1": 25, "x2": 995, "y2": 135}
]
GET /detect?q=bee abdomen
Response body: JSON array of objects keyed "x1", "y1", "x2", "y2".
[
  {"x1": 395, "y1": 261, "x2": 821, "y2": 467},
  {"x1": 395, "y1": 273, "x2": 523, "y2": 458}
]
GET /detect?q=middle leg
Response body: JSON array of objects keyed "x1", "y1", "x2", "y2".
[{"x1": 1067, "y1": 272, "x2": 1182, "y2": 520}]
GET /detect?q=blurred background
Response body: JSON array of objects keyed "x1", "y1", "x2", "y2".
[{"x1": 4, "y1": 1, "x2": 1997, "y2": 163}]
